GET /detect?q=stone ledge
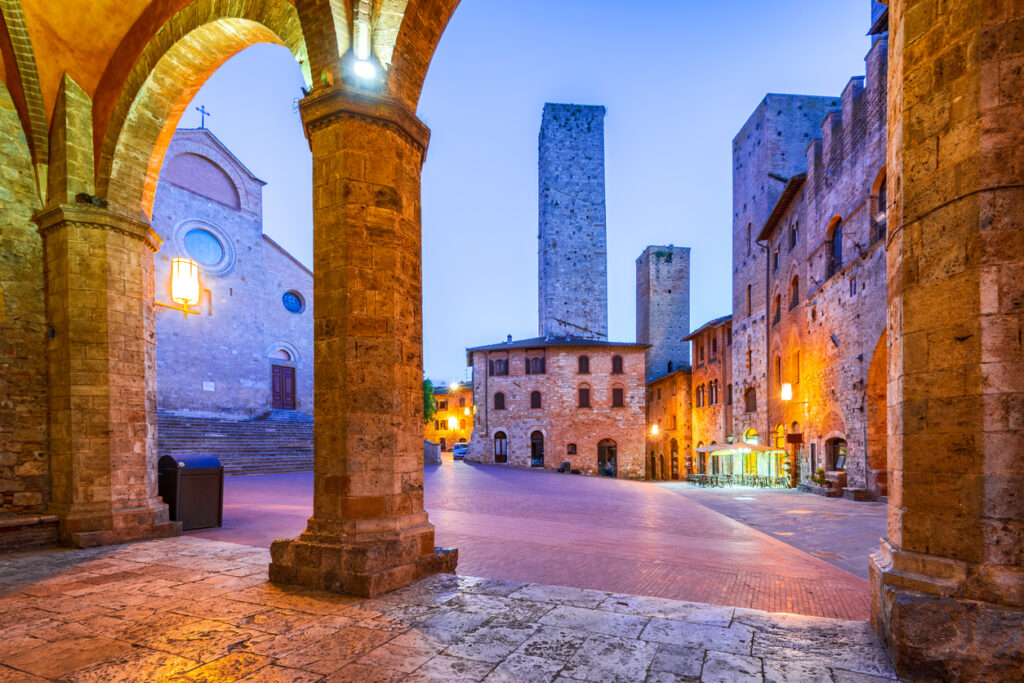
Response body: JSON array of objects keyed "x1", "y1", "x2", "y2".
[{"x1": 0, "y1": 514, "x2": 58, "y2": 529}]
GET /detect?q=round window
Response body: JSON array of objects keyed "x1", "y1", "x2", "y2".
[
  {"x1": 183, "y1": 229, "x2": 225, "y2": 265},
  {"x1": 282, "y1": 291, "x2": 304, "y2": 314}
]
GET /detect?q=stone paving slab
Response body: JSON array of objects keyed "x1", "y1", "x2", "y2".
[{"x1": 0, "y1": 537, "x2": 899, "y2": 682}]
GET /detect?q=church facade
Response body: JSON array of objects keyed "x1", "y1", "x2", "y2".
[{"x1": 152, "y1": 129, "x2": 313, "y2": 419}]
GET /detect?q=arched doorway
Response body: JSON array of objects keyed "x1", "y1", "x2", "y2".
[
  {"x1": 530, "y1": 431, "x2": 544, "y2": 468},
  {"x1": 598, "y1": 439, "x2": 617, "y2": 477},
  {"x1": 494, "y1": 431, "x2": 508, "y2": 464},
  {"x1": 659, "y1": 455, "x2": 666, "y2": 480},
  {"x1": 670, "y1": 439, "x2": 679, "y2": 480},
  {"x1": 650, "y1": 451, "x2": 658, "y2": 480},
  {"x1": 825, "y1": 437, "x2": 848, "y2": 471}
]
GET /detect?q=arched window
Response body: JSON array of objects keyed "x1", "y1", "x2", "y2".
[
  {"x1": 494, "y1": 392, "x2": 505, "y2": 410},
  {"x1": 490, "y1": 358, "x2": 508, "y2": 376},
  {"x1": 578, "y1": 385, "x2": 591, "y2": 408},
  {"x1": 789, "y1": 275, "x2": 799, "y2": 310},
  {"x1": 711, "y1": 338, "x2": 718, "y2": 357},
  {"x1": 270, "y1": 348, "x2": 291, "y2": 361},
  {"x1": 578, "y1": 355, "x2": 590, "y2": 374},
  {"x1": 746, "y1": 222, "x2": 752, "y2": 254},
  {"x1": 827, "y1": 217, "x2": 843, "y2": 278},
  {"x1": 872, "y1": 167, "x2": 887, "y2": 245},
  {"x1": 667, "y1": 360, "x2": 673, "y2": 373},
  {"x1": 744, "y1": 387, "x2": 757, "y2": 413},
  {"x1": 743, "y1": 428, "x2": 759, "y2": 444},
  {"x1": 611, "y1": 386, "x2": 624, "y2": 408},
  {"x1": 789, "y1": 220, "x2": 799, "y2": 249},
  {"x1": 746, "y1": 284, "x2": 752, "y2": 316},
  {"x1": 494, "y1": 431, "x2": 508, "y2": 463},
  {"x1": 772, "y1": 293, "x2": 781, "y2": 326},
  {"x1": 772, "y1": 245, "x2": 780, "y2": 272},
  {"x1": 611, "y1": 355, "x2": 624, "y2": 374},
  {"x1": 774, "y1": 356, "x2": 782, "y2": 388},
  {"x1": 530, "y1": 391, "x2": 542, "y2": 409},
  {"x1": 532, "y1": 357, "x2": 545, "y2": 374}
]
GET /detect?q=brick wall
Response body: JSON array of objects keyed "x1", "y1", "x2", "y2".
[
  {"x1": 645, "y1": 370, "x2": 693, "y2": 480},
  {"x1": 467, "y1": 344, "x2": 646, "y2": 478},
  {"x1": 0, "y1": 80, "x2": 47, "y2": 515}
]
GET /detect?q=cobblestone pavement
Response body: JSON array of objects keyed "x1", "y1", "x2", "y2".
[
  {"x1": 654, "y1": 485, "x2": 886, "y2": 581},
  {"x1": 0, "y1": 537, "x2": 898, "y2": 682},
  {"x1": 193, "y1": 463, "x2": 871, "y2": 620}
]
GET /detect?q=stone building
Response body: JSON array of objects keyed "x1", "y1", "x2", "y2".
[
  {"x1": 423, "y1": 381, "x2": 473, "y2": 451},
  {"x1": 464, "y1": 339, "x2": 647, "y2": 478},
  {"x1": 644, "y1": 369, "x2": 692, "y2": 481},
  {"x1": 0, "y1": 0, "x2": 1021, "y2": 675},
  {"x1": 636, "y1": 246, "x2": 691, "y2": 383},
  {"x1": 730, "y1": 94, "x2": 840, "y2": 449},
  {"x1": 153, "y1": 128, "x2": 313, "y2": 418},
  {"x1": 538, "y1": 103, "x2": 608, "y2": 341},
  {"x1": 683, "y1": 315, "x2": 733, "y2": 474},
  {"x1": 729, "y1": 26, "x2": 888, "y2": 499}
]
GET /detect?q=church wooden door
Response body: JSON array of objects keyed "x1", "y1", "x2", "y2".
[{"x1": 272, "y1": 365, "x2": 296, "y2": 409}]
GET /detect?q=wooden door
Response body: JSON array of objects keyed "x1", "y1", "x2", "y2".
[{"x1": 272, "y1": 365, "x2": 296, "y2": 409}]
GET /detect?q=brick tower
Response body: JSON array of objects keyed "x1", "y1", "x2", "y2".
[
  {"x1": 636, "y1": 245, "x2": 691, "y2": 383},
  {"x1": 538, "y1": 103, "x2": 608, "y2": 340}
]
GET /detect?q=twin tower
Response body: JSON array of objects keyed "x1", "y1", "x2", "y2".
[{"x1": 537, "y1": 103, "x2": 690, "y2": 382}]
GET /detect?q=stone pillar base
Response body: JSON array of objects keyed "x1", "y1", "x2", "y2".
[
  {"x1": 870, "y1": 541, "x2": 1024, "y2": 680},
  {"x1": 59, "y1": 503, "x2": 182, "y2": 548},
  {"x1": 269, "y1": 536, "x2": 458, "y2": 597}
]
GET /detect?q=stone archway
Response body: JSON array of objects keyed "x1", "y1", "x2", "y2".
[{"x1": 865, "y1": 332, "x2": 887, "y2": 498}]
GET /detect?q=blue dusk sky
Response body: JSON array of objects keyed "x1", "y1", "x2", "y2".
[{"x1": 179, "y1": 0, "x2": 875, "y2": 384}]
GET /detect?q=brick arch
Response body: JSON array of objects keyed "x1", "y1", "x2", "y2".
[
  {"x1": 163, "y1": 132, "x2": 263, "y2": 215},
  {"x1": 96, "y1": 0, "x2": 307, "y2": 218},
  {"x1": 386, "y1": 0, "x2": 460, "y2": 109},
  {"x1": 0, "y1": 0, "x2": 47, "y2": 169}
]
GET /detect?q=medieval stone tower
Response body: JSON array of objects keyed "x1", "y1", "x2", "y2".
[
  {"x1": 538, "y1": 103, "x2": 608, "y2": 340},
  {"x1": 636, "y1": 245, "x2": 691, "y2": 383}
]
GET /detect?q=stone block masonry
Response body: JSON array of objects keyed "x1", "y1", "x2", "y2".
[
  {"x1": 538, "y1": 103, "x2": 608, "y2": 340},
  {"x1": 637, "y1": 245, "x2": 691, "y2": 383}
]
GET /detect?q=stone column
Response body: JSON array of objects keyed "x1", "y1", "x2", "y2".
[
  {"x1": 269, "y1": 87, "x2": 456, "y2": 597},
  {"x1": 871, "y1": 1, "x2": 1024, "y2": 678},
  {"x1": 35, "y1": 204, "x2": 180, "y2": 547}
]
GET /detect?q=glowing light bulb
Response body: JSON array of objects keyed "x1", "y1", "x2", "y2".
[{"x1": 353, "y1": 60, "x2": 376, "y2": 79}]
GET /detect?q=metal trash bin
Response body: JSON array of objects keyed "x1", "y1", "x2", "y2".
[{"x1": 158, "y1": 454, "x2": 224, "y2": 531}]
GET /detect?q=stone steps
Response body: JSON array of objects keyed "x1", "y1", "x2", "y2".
[{"x1": 158, "y1": 412, "x2": 313, "y2": 476}]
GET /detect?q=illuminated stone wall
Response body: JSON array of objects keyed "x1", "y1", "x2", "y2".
[
  {"x1": 152, "y1": 129, "x2": 313, "y2": 418},
  {"x1": 636, "y1": 245, "x2": 691, "y2": 383},
  {"x1": 688, "y1": 318, "x2": 733, "y2": 471}
]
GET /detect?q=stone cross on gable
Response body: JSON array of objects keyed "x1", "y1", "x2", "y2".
[{"x1": 195, "y1": 105, "x2": 211, "y2": 129}]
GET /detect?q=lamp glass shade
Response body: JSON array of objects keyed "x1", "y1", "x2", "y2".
[
  {"x1": 781, "y1": 383, "x2": 793, "y2": 401},
  {"x1": 651, "y1": 424, "x2": 659, "y2": 436},
  {"x1": 171, "y1": 258, "x2": 200, "y2": 307},
  {"x1": 447, "y1": 417, "x2": 458, "y2": 430}
]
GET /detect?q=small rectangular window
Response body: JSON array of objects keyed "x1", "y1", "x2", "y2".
[
  {"x1": 567, "y1": 443, "x2": 577, "y2": 455},
  {"x1": 850, "y1": 276, "x2": 858, "y2": 297},
  {"x1": 612, "y1": 388, "x2": 624, "y2": 408}
]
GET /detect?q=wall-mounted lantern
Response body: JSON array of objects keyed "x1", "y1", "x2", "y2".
[
  {"x1": 781, "y1": 383, "x2": 793, "y2": 402},
  {"x1": 156, "y1": 257, "x2": 202, "y2": 317},
  {"x1": 447, "y1": 416, "x2": 458, "y2": 430},
  {"x1": 650, "y1": 423, "x2": 659, "y2": 436}
]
